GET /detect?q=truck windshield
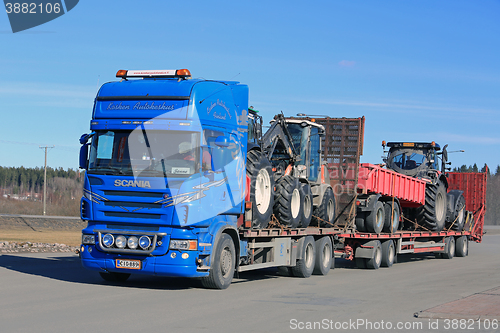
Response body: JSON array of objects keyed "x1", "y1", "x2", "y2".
[{"x1": 88, "y1": 129, "x2": 200, "y2": 177}]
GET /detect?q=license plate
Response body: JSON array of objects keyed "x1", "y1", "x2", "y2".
[{"x1": 116, "y1": 259, "x2": 141, "y2": 270}]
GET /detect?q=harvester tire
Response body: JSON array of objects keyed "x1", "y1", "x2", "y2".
[
  {"x1": 447, "y1": 192, "x2": 466, "y2": 231},
  {"x1": 299, "y1": 183, "x2": 313, "y2": 228},
  {"x1": 416, "y1": 181, "x2": 447, "y2": 231},
  {"x1": 383, "y1": 201, "x2": 400, "y2": 233},
  {"x1": 274, "y1": 175, "x2": 302, "y2": 228},
  {"x1": 365, "y1": 201, "x2": 385, "y2": 234},
  {"x1": 312, "y1": 187, "x2": 336, "y2": 227},
  {"x1": 247, "y1": 150, "x2": 274, "y2": 229}
]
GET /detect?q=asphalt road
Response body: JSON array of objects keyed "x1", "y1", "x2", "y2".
[{"x1": 1, "y1": 233, "x2": 499, "y2": 333}]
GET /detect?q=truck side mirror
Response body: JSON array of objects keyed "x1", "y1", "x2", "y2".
[{"x1": 79, "y1": 144, "x2": 89, "y2": 169}]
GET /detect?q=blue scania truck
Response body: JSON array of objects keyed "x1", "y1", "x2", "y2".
[{"x1": 78, "y1": 69, "x2": 337, "y2": 289}]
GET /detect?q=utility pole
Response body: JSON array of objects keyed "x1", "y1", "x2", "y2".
[{"x1": 39, "y1": 146, "x2": 54, "y2": 215}]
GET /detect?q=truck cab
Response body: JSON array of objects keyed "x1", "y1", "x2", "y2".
[{"x1": 79, "y1": 69, "x2": 248, "y2": 284}]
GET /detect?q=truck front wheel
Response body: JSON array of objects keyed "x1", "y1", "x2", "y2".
[{"x1": 201, "y1": 234, "x2": 235, "y2": 289}]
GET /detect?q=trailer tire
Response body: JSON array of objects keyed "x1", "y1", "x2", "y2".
[
  {"x1": 383, "y1": 201, "x2": 400, "y2": 233},
  {"x1": 455, "y1": 235, "x2": 469, "y2": 257},
  {"x1": 274, "y1": 175, "x2": 302, "y2": 228},
  {"x1": 365, "y1": 201, "x2": 385, "y2": 234},
  {"x1": 448, "y1": 193, "x2": 466, "y2": 231},
  {"x1": 442, "y1": 236, "x2": 455, "y2": 259},
  {"x1": 247, "y1": 150, "x2": 275, "y2": 229},
  {"x1": 355, "y1": 212, "x2": 366, "y2": 232},
  {"x1": 381, "y1": 240, "x2": 395, "y2": 267},
  {"x1": 299, "y1": 183, "x2": 313, "y2": 228},
  {"x1": 365, "y1": 240, "x2": 382, "y2": 269},
  {"x1": 291, "y1": 236, "x2": 315, "y2": 278},
  {"x1": 313, "y1": 237, "x2": 333, "y2": 275},
  {"x1": 99, "y1": 272, "x2": 130, "y2": 282},
  {"x1": 417, "y1": 181, "x2": 447, "y2": 231},
  {"x1": 201, "y1": 234, "x2": 235, "y2": 289},
  {"x1": 312, "y1": 187, "x2": 336, "y2": 227}
]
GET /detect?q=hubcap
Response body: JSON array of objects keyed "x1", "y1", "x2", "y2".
[
  {"x1": 220, "y1": 247, "x2": 232, "y2": 278},
  {"x1": 376, "y1": 207, "x2": 384, "y2": 228},
  {"x1": 322, "y1": 243, "x2": 331, "y2": 268},
  {"x1": 255, "y1": 169, "x2": 271, "y2": 214},
  {"x1": 303, "y1": 194, "x2": 311, "y2": 218},
  {"x1": 327, "y1": 198, "x2": 334, "y2": 221},
  {"x1": 305, "y1": 243, "x2": 314, "y2": 268}
]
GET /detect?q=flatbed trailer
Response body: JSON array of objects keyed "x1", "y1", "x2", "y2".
[{"x1": 236, "y1": 169, "x2": 486, "y2": 272}]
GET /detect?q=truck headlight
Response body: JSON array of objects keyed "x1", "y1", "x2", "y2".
[
  {"x1": 127, "y1": 236, "x2": 139, "y2": 249},
  {"x1": 102, "y1": 234, "x2": 114, "y2": 247},
  {"x1": 82, "y1": 234, "x2": 95, "y2": 245},
  {"x1": 169, "y1": 239, "x2": 197, "y2": 251},
  {"x1": 139, "y1": 236, "x2": 151, "y2": 249},
  {"x1": 115, "y1": 235, "x2": 127, "y2": 249}
]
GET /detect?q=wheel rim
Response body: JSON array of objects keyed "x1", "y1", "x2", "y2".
[
  {"x1": 462, "y1": 238, "x2": 468, "y2": 253},
  {"x1": 220, "y1": 246, "x2": 232, "y2": 278},
  {"x1": 457, "y1": 207, "x2": 464, "y2": 225},
  {"x1": 436, "y1": 192, "x2": 445, "y2": 221},
  {"x1": 303, "y1": 194, "x2": 311, "y2": 219},
  {"x1": 305, "y1": 243, "x2": 314, "y2": 268},
  {"x1": 375, "y1": 246, "x2": 382, "y2": 266},
  {"x1": 291, "y1": 188, "x2": 300, "y2": 218},
  {"x1": 388, "y1": 244, "x2": 394, "y2": 263},
  {"x1": 327, "y1": 198, "x2": 334, "y2": 221},
  {"x1": 322, "y1": 243, "x2": 331, "y2": 268},
  {"x1": 376, "y1": 207, "x2": 384, "y2": 228},
  {"x1": 255, "y1": 169, "x2": 271, "y2": 214},
  {"x1": 449, "y1": 239, "x2": 455, "y2": 256}
]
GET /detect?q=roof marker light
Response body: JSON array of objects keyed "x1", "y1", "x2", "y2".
[
  {"x1": 115, "y1": 69, "x2": 192, "y2": 79},
  {"x1": 116, "y1": 70, "x2": 128, "y2": 78}
]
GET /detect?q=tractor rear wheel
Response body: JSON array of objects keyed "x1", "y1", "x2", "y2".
[
  {"x1": 417, "y1": 181, "x2": 447, "y2": 231},
  {"x1": 247, "y1": 150, "x2": 274, "y2": 229}
]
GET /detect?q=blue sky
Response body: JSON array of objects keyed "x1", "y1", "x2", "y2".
[{"x1": 1, "y1": 0, "x2": 499, "y2": 171}]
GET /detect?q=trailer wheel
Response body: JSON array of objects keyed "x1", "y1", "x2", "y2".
[
  {"x1": 417, "y1": 181, "x2": 447, "y2": 231},
  {"x1": 291, "y1": 236, "x2": 316, "y2": 278},
  {"x1": 383, "y1": 201, "x2": 400, "y2": 233},
  {"x1": 381, "y1": 240, "x2": 395, "y2": 267},
  {"x1": 313, "y1": 237, "x2": 333, "y2": 275},
  {"x1": 299, "y1": 183, "x2": 313, "y2": 228},
  {"x1": 201, "y1": 234, "x2": 235, "y2": 289},
  {"x1": 441, "y1": 236, "x2": 455, "y2": 260},
  {"x1": 355, "y1": 212, "x2": 366, "y2": 232},
  {"x1": 312, "y1": 187, "x2": 336, "y2": 227},
  {"x1": 247, "y1": 150, "x2": 275, "y2": 229},
  {"x1": 448, "y1": 193, "x2": 466, "y2": 231},
  {"x1": 455, "y1": 235, "x2": 469, "y2": 257},
  {"x1": 274, "y1": 175, "x2": 302, "y2": 228},
  {"x1": 99, "y1": 272, "x2": 130, "y2": 282},
  {"x1": 365, "y1": 201, "x2": 385, "y2": 234},
  {"x1": 365, "y1": 240, "x2": 382, "y2": 269}
]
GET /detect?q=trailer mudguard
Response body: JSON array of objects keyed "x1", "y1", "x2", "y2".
[{"x1": 355, "y1": 241, "x2": 378, "y2": 259}]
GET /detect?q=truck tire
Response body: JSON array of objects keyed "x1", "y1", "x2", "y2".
[
  {"x1": 274, "y1": 175, "x2": 302, "y2": 228},
  {"x1": 365, "y1": 201, "x2": 385, "y2": 234},
  {"x1": 313, "y1": 237, "x2": 333, "y2": 275},
  {"x1": 99, "y1": 272, "x2": 131, "y2": 282},
  {"x1": 417, "y1": 181, "x2": 447, "y2": 231},
  {"x1": 201, "y1": 234, "x2": 235, "y2": 289},
  {"x1": 448, "y1": 192, "x2": 466, "y2": 231},
  {"x1": 383, "y1": 201, "x2": 400, "y2": 233},
  {"x1": 291, "y1": 236, "x2": 315, "y2": 278},
  {"x1": 380, "y1": 240, "x2": 395, "y2": 267},
  {"x1": 247, "y1": 150, "x2": 274, "y2": 229},
  {"x1": 312, "y1": 187, "x2": 336, "y2": 227},
  {"x1": 455, "y1": 235, "x2": 469, "y2": 257},
  {"x1": 355, "y1": 211, "x2": 366, "y2": 232},
  {"x1": 299, "y1": 183, "x2": 313, "y2": 228},
  {"x1": 441, "y1": 236, "x2": 455, "y2": 259},
  {"x1": 365, "y1": 240, "x2": 382, "y2": 269}
]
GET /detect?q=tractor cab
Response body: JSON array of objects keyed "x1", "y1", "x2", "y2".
[{"x1": 383, "y1": 141, "x2": 446, "y2": 179}]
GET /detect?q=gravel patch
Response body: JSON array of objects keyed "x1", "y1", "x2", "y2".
[{"x1": 0, "y1": 241, "x2": 78, "y2": 253}]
